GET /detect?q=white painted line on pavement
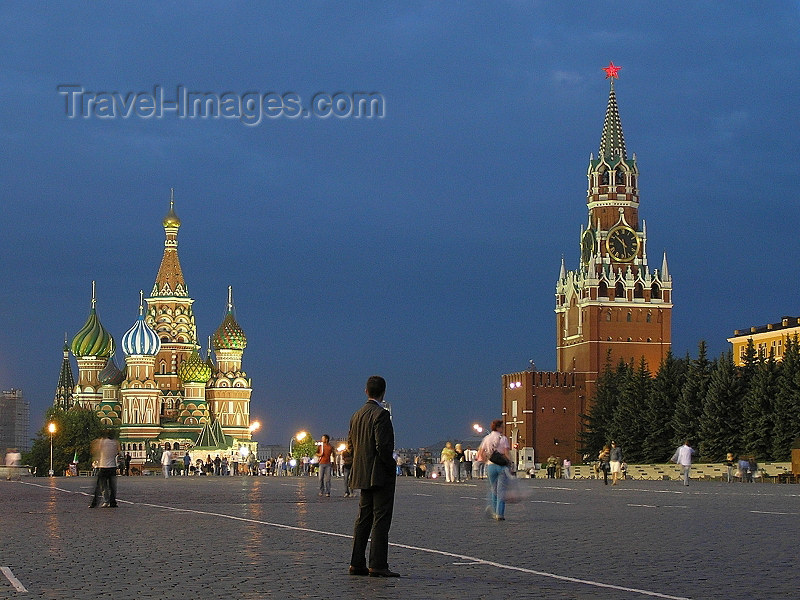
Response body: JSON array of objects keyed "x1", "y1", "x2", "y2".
[
  {"x1": 750, "y1": 510, "x2": 799, "y2": 515},
  {"x1": 18, "y1": 480, "x2": 691, "y2": 600},
  {"x1": 413, "y1": 493, "x2": 432, "y2": 497},
  {"x1": 1, "y1": 566, "x2": 28, "y2": 592},
  {"x1": 530, "y1": 500, "x2": 574, "y2": 505}
]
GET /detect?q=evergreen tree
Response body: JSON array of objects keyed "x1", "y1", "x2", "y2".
[
  {"x1": 642, "y1": 352, "x2": 687, "y2": 462},
  {"x1": 672, "y1": 341, "x2": 711, "y2": 446},
  {"x1": 772, "y1": 336, "x2": 800, "y2": 460},
  {"x1": 699, "y1": 352, "x2": 743, "y2": 461},
  {"x1": 742, "y1": 349, "x2": 778, "y2": 460},
  {"x1": 579, "y1": 355, "x2": 627, "y2": 457},
  {"x1": 612, "y1": 357, "x2": 651, "y2": 463}
]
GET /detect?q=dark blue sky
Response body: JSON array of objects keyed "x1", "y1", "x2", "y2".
[{"x1": 2, "y1": 3, "x2": 799, "y2": 448}]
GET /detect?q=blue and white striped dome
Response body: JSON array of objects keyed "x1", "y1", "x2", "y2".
[{"x1": 122, "y1": 294, "x2": 161, "y2": 356}]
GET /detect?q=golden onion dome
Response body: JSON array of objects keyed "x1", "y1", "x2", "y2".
[
  {"x1": 178, "y1": 349, "x2": 212, "y2": 384},
  {"x1": 162, "y1": 188, "x2": 181, "y2": 228}
]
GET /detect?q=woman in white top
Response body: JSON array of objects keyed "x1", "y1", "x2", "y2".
[{"x1": 477, "y1": 419, "x2": 511, "y2": 520}]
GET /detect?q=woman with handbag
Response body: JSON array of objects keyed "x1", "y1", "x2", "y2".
[{"x1": 477, "y1": 419, "x2": 511, "y2": 521}]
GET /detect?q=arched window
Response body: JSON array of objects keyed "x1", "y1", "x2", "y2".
[
  {"x1": 615, "y1": 170, "x2": 626, "y2": 185},
  {"x1": 599, "y1": 282, "x2": 609, "y2": 297},
  {"x1": 606, "y1": 311, "x2": 612, "y2": 322},
  {"x1": 601, "y1": 169, "x2": 610, "y2": 185},
  {"x1": 634, "y1": 283, "x2": 644, "y2": 298},
  {"x1": 651, "y1": 283, "x2": 661, "y2": 299},
  {"x1": 646, "y1": 313, "x2": 652, "y2": 323},
  {"x1": 626, "y1": 312, "x2": 632, "y2": 322},
  {"x1": 615, "y1": 282, "x2": 625, "y2": 298}
]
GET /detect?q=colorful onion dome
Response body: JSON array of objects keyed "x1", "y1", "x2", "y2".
[
  {"x1": 71, "y1": 282, "x2": 114, "y2": 358},
  {"x1": 98, "y1": 355, "x2": 125, "y2": 386},
  {"x1": 162, "y1": 188, "x2": 181, "y2": 228},
  {"x1": 178, "y1": 348, "x2": 212, "y2": 384},
  {"x1": 122, "y1": 292, "x2": 161, "y2": 356},
  {"x1": 211, "y1": 286, "x2": 247, "y2": 351}
]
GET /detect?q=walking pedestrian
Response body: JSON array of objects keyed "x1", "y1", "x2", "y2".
[
  {"x1": 671, "y1": 440, "x2": 695, "y2": 486},
  {"x1": 454, "y1": 443, "x2": 466, "y2": 482},
  {"x1": 724, "y1": 452, "x2": 735, "y2": 483},
  {"x1": 89, "y1": 430, "x2": 119, "y2": 508},
  {"x1": 348, "y1": 375, "x2": 399, "y2": 578},
  {"x1": 161, "y1": 446, "x2": 173, "y2": 478},
  {"x1": 609, "y1": 441, "x2": 623, "y2": 485},
  {"x1": 477, "y1": 419, "x2": 511, "y2": 521},
  {"x1": 316, "y1": 434, "x2": 334, "y2": 496},
  {"x1": 342, "y1": 444, "x2": 353, "y2": 497},
  {"x1": 598, "y1": 446, "x2": 610, "y2": 485}
]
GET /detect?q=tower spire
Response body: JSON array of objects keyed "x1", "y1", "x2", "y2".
[
  {"x1": 152, "y1": 189, "x2": 188, "y2": 297},
  {"x1": 599, "y1": 63, "x2": 626, "y2": 160}
]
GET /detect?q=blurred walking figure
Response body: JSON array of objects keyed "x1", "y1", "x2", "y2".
[
  {"x1": 161, "y1": 446, "x2": 172, "y2": 478},
  {"x1": 89, "y1": 430, "x2": 119, "y2": 508},
  {"x1": 441, "y1": 442, "x2": 456, "y2": 483},
  {"x1": 671, "y1": 441, "x2": 695, "y2": 486},
  {"x1": 477, "y1": 419, "x2": 511, "y2": 521}
]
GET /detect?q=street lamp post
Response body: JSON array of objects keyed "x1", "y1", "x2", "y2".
[
  {"x1": 47, "y1": 422, "x2": 56, "y2": 477},
  {"x1": 289, "y1": 430, "x2": 307, "y2": 457}
]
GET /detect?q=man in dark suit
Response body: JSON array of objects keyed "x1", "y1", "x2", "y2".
[{"x1": 348, "y1": 375, "x2": 399, "y2": 578}]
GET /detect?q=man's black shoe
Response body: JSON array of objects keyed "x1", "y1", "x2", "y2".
[
  {"x1": 369, "y1": 568, "x2": 400, "y2": 578},
  {"x1": 349, "y1": 566, "x2": 369, "y2": 576}
]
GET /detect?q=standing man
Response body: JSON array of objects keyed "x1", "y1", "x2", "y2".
[
  {"x1": 348, "y1": 375, "x2": 399, "y2": 578},
  {"x1": 161, "y1": 445, "x2": 172, "y2": 479},
  {"x1": 89, "y1": 430, "x2": 119, "y2": 508},
  {"x1": 671, "y1": 440, "x2": 696, "y2": 486},
  {"x1": 316, "y1": 434, "x2": 334, "y2": 496}
]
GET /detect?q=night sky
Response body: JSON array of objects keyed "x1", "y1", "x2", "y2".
[{"x1": 2, "y1": 4, "x2": 799, "y2": 448}]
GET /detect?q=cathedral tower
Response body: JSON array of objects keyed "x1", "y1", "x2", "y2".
[
  {"x1": 555, "y1": 63, "x2": 672, "y2": 389},
  {"x1": 71, "y1": 282, "x2": 114, "y2": 411},
  {"x1": 146, "y1": 189, "x2": 198, "y2": 419},
  {"x1": 207, "y1": 286, "x2": 252, "y2": 440}
]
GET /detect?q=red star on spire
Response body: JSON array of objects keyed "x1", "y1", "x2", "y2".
[{"x1": 602, "y1": 61, "x2": 622, "y2": 79}]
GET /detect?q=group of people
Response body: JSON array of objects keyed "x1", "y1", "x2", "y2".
[
  {"x1": 439, "y1": 441, "x2": 474, "y2": 482},
  {"x1": 724, "y1": 452, "x2": 759, "y2": 483},
  {"x1": 596, "y1": 441, "x2": 626, "y2": 485}
]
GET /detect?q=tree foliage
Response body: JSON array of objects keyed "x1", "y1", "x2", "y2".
[
  {"x1": 24, "y1": 406, "x2": 106, "y2": 476},
  {"x1": 583, "y1": 338, "x2": 800, "y2": 463}
]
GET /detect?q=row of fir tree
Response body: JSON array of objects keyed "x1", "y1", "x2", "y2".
[{"x1": 580, "y1": 338, "x2": 800, "y2": 464}]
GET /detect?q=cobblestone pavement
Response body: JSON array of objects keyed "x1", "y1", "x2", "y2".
[{"x1": 0, "y1": 474, "x2": 798, "y2": 599}]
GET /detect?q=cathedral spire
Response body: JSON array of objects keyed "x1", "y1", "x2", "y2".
[
  {"x1": 54, "y1": 335, "x2": 75, "y2": 409},
  {"x1": 599, "y1": 64, "x2": 626, "y2": 161},
  {"x1": 152, "y1": 188, "x2": 188, "y2": 297}
]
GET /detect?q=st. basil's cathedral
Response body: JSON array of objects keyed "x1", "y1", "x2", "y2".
[{"x1": 53, "y1": 193, "x2": 256, "y2": 463}]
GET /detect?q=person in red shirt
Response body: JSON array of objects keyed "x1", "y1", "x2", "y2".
[{"x1": 316, "y1": 434, "x2": 334, "y2": 496}]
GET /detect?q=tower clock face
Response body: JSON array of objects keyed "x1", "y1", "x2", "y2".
[
  {"x1": 581, "y1": 229, "x2": 595, "y2": 264},
  {"x1": 606, "y1": 226, "x2": 639, "y2": 262}
]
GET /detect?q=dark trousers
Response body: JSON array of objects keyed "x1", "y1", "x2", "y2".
[
  {"x1": 91, "y1": 468, "x2": 117, "y2": 506},
  {"x1": 350, "y1": 480, "x2": 395, "y2": 570}
]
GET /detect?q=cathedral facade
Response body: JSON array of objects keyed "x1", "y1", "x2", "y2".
[
  {"x1": 502, "y1": 65, "x2": 673, "y2": 464},
  {"x1": 57, "y1": 193, "x2": 256, "y2": 464}
]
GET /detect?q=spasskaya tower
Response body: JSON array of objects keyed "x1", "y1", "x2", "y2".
[{"x1": 555, "y1": 62, "x2": 672, "y2": 387}]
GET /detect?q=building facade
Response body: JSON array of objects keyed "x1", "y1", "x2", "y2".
[
  {"x1": 0, "y1": 389, "x2": 30, "y2": 453},
  {"x1": 61, "y1": 192, "x2": 256, "y2": 465},
  {"x1": 728, "y1": 316, "x2": 800, "y2": 366},
  {"x1": 502, "y1": 65, "x2": 673, "y2": 464}
]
